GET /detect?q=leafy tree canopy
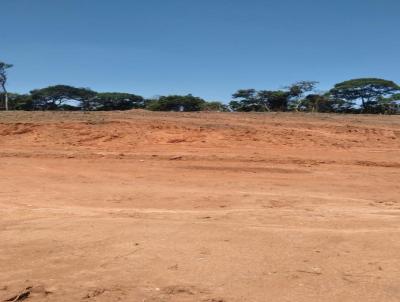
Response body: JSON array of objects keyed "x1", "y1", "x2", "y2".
[
  {"x1": 30, "y1": 85, "x2": 96, "y2": 110},
  {"x1": 292, "y1": 94, "x2": 332, "y2": 112},
  {"x1": 230, "y1": 81, "x2": 318, "y2": 112},
  {"x1": 0, "y1": 61, "x2": 13, "y2": 110},
  {"x1": 0, "y1": 61, "x2": 13, "y2": 78},
  {"x1": 0, "y1": 62, "x2": 13, "y2": 96},
  {"x1": 84, "y1": 92, "x2": 145, "y2": 111},
  {"x1": 329, "y1": 78, "x2": 400, "y2": 110},
  {"x1": 147, "y1": 94, "x2": 206, "y2": 111},
  {"x1": 230, "y1": 89, "x2": 267, "y2": 112},
  {"x1": 391, "y1": 93, "x2": 400, "y2": 101}
]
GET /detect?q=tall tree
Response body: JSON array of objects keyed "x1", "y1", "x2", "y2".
[
  {"x1": 85, "y1": 92, "x2": 145, "y2": 111},
  {"x1": 287, "y1": 81, "x2": 318, "y2": 111},
  {"x1": 230, "y1": 89, "x2": 269, "y2": 112},
  {"x1": 329, "y1": 78, "x2": 400, "y2": 112},
  {"x1": 287, "y1": 81, "x2": 318, "y2": 98},
  {"x1": 0, "y1": 61, "x2": 13, "y2": 111},
  {"x1": 258, "y1": 90, "x2": 290, "y2": 111},
  {"x1": 30, "y1": 85, "x2": 96, "y2": 110}
]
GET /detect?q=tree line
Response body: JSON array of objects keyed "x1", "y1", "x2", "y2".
[{"x1": 1, "y1": 61, "x2": 399, "y2": 114}]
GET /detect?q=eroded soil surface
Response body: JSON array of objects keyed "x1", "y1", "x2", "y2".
[{"x1": 0, "y1": 111, "x2": 399, "y2": 301}]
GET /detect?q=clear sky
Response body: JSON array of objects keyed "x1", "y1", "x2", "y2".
[{"x1": 2, "y1": 0, "x2": 400, "y2": 102}]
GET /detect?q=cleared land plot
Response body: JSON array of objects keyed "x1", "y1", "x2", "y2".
[{"x1": 0, "y1": 111, "x2": 400, "y2": 301}]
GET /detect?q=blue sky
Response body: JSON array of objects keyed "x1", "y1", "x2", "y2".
[{"x1": 2, "y1": 0, "x2": 400, "y2": 102}]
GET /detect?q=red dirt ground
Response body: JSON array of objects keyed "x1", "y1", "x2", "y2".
[{"x1": 0, "y1": 111, "x2": 399, "y2": 301}]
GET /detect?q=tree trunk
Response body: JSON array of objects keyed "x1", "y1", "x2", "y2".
[
  {"x1": 361, "y1": 97, "x2": 365, "y2": 113},
  {"x1": 5, "y1": 91, "x2": 8, "y2": 111},
  {"x1": 1, "y1": 84, "x2": 8, "y2": 111}
]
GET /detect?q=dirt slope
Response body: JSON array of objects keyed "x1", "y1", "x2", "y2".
[{"x1": 0, "y1": 111, "x2": 399, "y2": 301}]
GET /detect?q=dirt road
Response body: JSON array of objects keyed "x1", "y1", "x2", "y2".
[{"x1": 0, "y1": 111, "x2": 399, "y2": 301}]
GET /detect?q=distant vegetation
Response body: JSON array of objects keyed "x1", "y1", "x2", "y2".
[{"x1": 1, "y1": 60, "x2": 399, "y2": 114}]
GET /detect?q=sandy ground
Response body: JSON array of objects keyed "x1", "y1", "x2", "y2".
[{"x1": 0, "y1": 111, "x2": 399, "y2": 302}]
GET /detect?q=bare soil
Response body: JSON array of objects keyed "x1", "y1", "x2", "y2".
[{"x1": 0, "y1": 111, "x2": 399, "y2": 301}]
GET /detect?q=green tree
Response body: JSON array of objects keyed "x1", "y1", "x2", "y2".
[
  {"x1": 231, "y1": 81, "x2": 318, "y2": 112},
  {"x1": 0, "y1": 93, "x2": 33, "y2": 110},
  {"x1": 30, "y1": 85, "x2": 96, "y2": 110},
  {"x1": 201, "y1": 101, "x2": 229, "y2": 112},
  {"x1": 230, "y1": 89, "x2": 268, "y2": 111},
  {"x1": 294, "y1": 94, "x2": 339, "y2": 113},
  {"x1": 258, "y1": 90, "x2": 290, "y2": 111},
  {"x1": 329, "y1": 78, "x2": 400, "y2": 112},
  {"x1": 0, "y1": 61, "x2": 13, "y2": 111},
  {"x1": 287, "y1": 81, "x2": 319, "y2": 111},
  {"x1": 83, "y1": 92, "x2": 145, "y2": 111},
  {"x1": 372, "y1": 94, "x2": 400, "y2": 114},
  {"x1": 146, "y1": 94, "x2": 206, "y2": 111}
]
